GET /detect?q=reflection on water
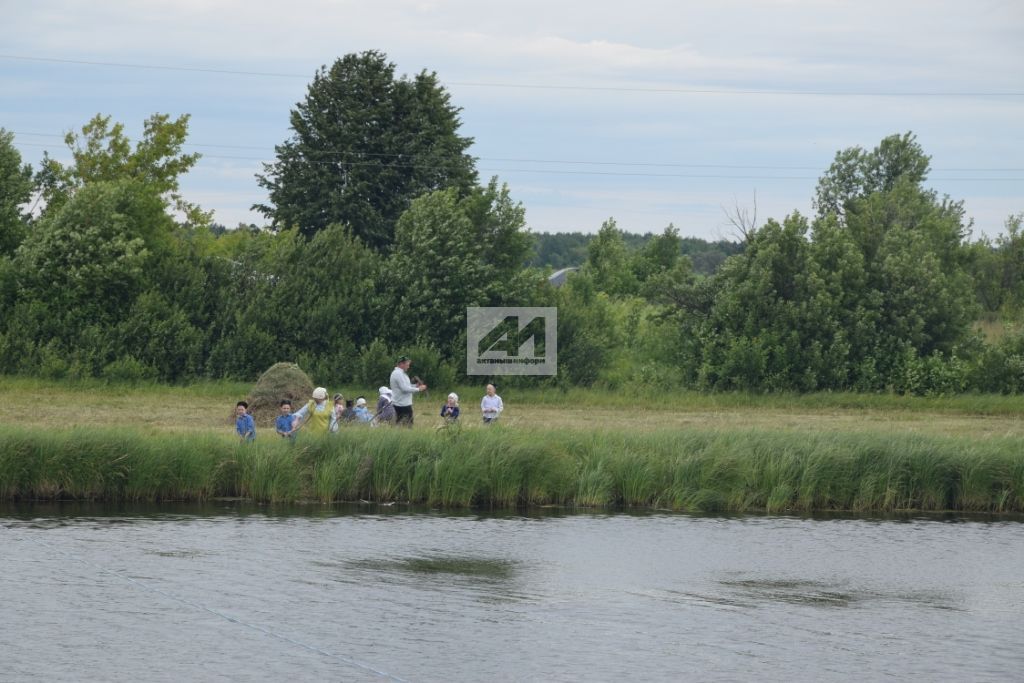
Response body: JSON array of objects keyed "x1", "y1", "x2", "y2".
[
  {"x1": 350, "y1": 555, "x2": 519, "y2": 580},
  {"x1": 2, "y1": 502, "x2": 1023, "y2": 682},
  {"x1": 723, "y1": 578, "x2": 858, "y2": 607},
  {"x1": 717, "y1": 578, "x2": 963, "y2": 611}
]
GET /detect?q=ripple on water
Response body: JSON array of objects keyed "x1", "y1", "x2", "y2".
[{"x1": 718, "y1": 578, "x2": 964, "y2": 611}]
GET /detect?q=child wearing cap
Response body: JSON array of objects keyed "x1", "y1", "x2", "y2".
[
  {"x1": 353, "y1": 396, "x2": 373, "y2": 423},
  {"x1": 373, "y1": 386, "x2": 396, "y2": 426},
  {"x1": 440, "y1": 392, "x2": 460, "y2": 423}
]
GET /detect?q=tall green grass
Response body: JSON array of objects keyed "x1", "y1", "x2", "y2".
[{"x1": 1, "y1": 425, "x2": 1022, "y2": 512}]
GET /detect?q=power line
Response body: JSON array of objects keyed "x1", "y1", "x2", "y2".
[
  {"x1": 0, "y1": 54, "x2": 308, "y2": 79},
  {"x1": 11, "y1": 136, "x2": 1024, "y2": 175},
  {"x1": 14, "y1": 142, "x2": 1023, "y2": 181},
  {"x1": 3, "y1": 54, "x2": 1022, "y2": 98}
]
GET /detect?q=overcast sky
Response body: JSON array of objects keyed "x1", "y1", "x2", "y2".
[{"x1": 3, "y1": 0, "x2": 1022, "y2": 239}]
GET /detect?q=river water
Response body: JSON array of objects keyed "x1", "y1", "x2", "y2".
[{"x1": 2, "y1": 502, "x2": 1022, "y2": 682}]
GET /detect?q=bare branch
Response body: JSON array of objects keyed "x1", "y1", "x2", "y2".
[{"x1": 721, "y1": 190, "x2": 758, "y2": 243}]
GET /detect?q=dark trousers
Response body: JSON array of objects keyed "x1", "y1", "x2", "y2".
[{"x1": 395, "y1": 404, "x2": 414, "y2": 427}]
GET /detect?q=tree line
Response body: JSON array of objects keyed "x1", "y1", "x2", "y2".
[
  {"x1": 530, "y1": 232, "x2": 743, "y2": 275},
  {"x1": 1, "y1": 50, "x2": 1023, "y2": 394}
]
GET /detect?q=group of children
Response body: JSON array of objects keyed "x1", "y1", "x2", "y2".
[{"x1": 234, "y1": 383, "x2": 504, "y2": 442}]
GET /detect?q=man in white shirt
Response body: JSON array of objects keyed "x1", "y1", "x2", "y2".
[{"x1": 389, "y1": 356, "x2": 427, "y2": 427}]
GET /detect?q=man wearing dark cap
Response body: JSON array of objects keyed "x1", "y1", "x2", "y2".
[{"x1": 389, "y1": 356, "x2": 427, "y2": 427}]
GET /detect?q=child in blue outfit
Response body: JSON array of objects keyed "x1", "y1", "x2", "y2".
[
  {"x1": 275, "y1": 399, "x2": 296, "y2": 440},
  {"x1": 353, "y1": 397, "x2": 373, "y2": 423},
  {"x1": 235, "y1": 401, "x2": 256, "y2": 442}
]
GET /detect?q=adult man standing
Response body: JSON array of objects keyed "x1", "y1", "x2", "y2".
[{"x1": 389, "y1": 356, "x2": 426, "y2": 427}]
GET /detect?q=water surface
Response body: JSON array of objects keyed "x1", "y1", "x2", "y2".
[{"x1": 3, "y1": 503, "x2": 1022, "y2": 681}]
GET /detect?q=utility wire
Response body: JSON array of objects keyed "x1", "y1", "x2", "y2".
[
  {"x1": 11, "y1": 141, "x2": 1024, "y2": 180},
  {"x1": 3, "y1": 54, "x2": 1022, "y2": 98}
]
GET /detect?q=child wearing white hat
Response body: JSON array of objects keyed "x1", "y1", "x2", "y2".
[
  {"x1": 373, "y1": 386, "x2": 396, "y2": 426},
  {"x1": 440, "y1": 392, "x2": 460, "y2": 423},
  {"x1": 292, "y1": 387, "x2": 332, "y2": 434},
  {"x1": 353, "y1": 396, "x2": 372, "y2": 423}
]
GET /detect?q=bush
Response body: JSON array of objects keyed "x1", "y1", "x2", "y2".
[
  {"x1": 207, "y1": 323, "x2": 279, "y2": 380},
  {"x1": 118, "y1": 292, "x2": 204, "y2": 381},
  {"x1": 101, "y1": 356, "x2": 159, "y2": 384},
  {"x1": 37, "y1": 341, "x2": 69, "y2": 380},
  {"x1": 968, "y1": 330, "x2": 1024, "y2": 393},
  {"x1": 890, "y1": 347, "x2": 969, "y2": 396},
  {"x1": 357, "y1": 339, "x2": 395, "y2": 389},
  {"x1": 397, "y1": 343, "x2": 457, "y2": 395},
  {"x1": 296, "y1": 341, "x2": 359, "y2": 387}
]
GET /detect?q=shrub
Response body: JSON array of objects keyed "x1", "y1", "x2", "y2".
[
  {"x1": 102, "y1": 356, "x2": 159, "y2": 384},
  {"x1": 398, "y1": 343, "x2": 456, "y2": 394},
  {"x1": 357, "y1": 338, "x2": 394, "y2": 388}
]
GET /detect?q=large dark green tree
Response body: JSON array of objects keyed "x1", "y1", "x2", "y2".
[{"x1": 256, "y1": 51, "x2": 478, "y2": 249}]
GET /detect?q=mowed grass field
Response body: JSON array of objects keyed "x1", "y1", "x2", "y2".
[{"x1": 2, "y1": 376, "x2": 1023, "y2": 440}]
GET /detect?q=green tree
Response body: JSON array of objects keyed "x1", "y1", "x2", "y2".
[
  {"x1": 685, "y1": 213, "x2": 843, "y2": 391},
  {"x1": 554, "y1": 272, "x2": 622, "y2": 385},
  {"x1": 204, "y1": 224, "x2": 382, "y2": 381},
  {"x1": 116, "y1": 291, "x2": 204, "y2": 381},
  {"x1": 0, "y1": 129, "x2": 34, "y2": 256},
  {"x1": 530, "y1": 231, "x2": 591, "y2": 269},
  {"x1": 461, "y1": 179, "x2": 535, "y2": 274},
  {"x1": 676, "y1": 170, "x2": 978, "y2": 392},
  {"x1": 5, "y1": 181, "x2": 163, "y2": 376},
  {"x1": 583, "y1": 219, "x2": 638, "y2": 296},
  {"x1": 256, "y1": 50, "x2": 477, "y2": 249},
  {"x1": 35, "y1": 113, "x2": 208, "y2": 226},
  {"x1": 845, "y1": 181, "x2": 976, "y2": 363},
  {"x1": 633, "y1": 224, "x2": 681, "y2": 285},
  {"x1": 16, "y1": 182, "x2": 155, "y2": 325},
  {"x1": 384, "y1": 182, "x2": 540, "y2": 353},
  {"x1": 3, "y1": 114, "x2": 218, "y2": 380},
  {"x1": 814, "y1": 132, "x2": 930, "y2": 222},
  {"x1": 968, "y1": 213, "x2": 1024, "y2": 314}
]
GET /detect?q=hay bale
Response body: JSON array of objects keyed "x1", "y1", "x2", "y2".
[{"x1": 246, "y1": 362, "x2": 315, "y2": 426}]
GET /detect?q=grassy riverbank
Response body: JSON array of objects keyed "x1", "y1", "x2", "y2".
[{"x1": 1, "y1": 425, "x2": 1022, "y2": 512}]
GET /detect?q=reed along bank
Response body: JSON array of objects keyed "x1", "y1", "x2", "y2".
[{"x1": 1, "y1": 425, "x2": 1023, "y2": 513}]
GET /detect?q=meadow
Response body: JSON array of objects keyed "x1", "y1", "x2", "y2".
[{"x1": 1, "y1": 377, "x2": 1022, "y2": 512}]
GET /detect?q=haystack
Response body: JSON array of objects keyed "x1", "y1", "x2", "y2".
[{"x1": 246, "y1": 362, "x2": 315, "y2": 426}]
